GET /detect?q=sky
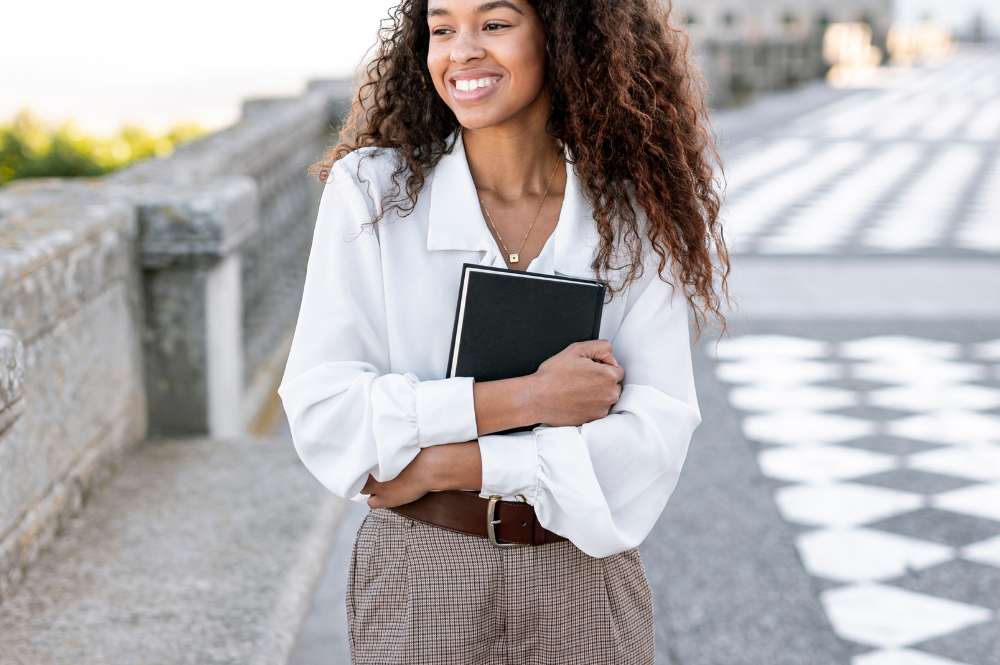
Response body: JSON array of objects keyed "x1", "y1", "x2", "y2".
[
  {"x1": 1, "y1": 0, "x2": 997, "y2": 136},
  {"x1": 0, "y1": 1, "x2": 399, "y2": 135}
]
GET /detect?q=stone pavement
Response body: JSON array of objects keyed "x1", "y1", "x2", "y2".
[
  {"x1": 281, "y1": 45, "x2": 1000, "y2": 665},
  {"x1": 0, "y1": 436, "x2": 345, "y2": 665}
]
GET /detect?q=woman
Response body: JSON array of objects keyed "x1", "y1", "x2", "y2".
[{"x1": 278, "y1": 0, "x2": 731, "y2": 662}]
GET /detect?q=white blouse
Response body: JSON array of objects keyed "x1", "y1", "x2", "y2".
[{"x1": 277, "y1": 128, "x2": 702, "y2": 558}]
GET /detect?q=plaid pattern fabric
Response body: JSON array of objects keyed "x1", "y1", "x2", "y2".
[{"x1": 346, "y1": 506, "x2": 656, "y2": 664}]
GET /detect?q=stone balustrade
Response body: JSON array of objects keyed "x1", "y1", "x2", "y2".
[{"x1": 0, "y1": 77, "x2": 354, "y2": 605}]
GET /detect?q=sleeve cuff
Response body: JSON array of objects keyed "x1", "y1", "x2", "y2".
[
  {"x1": 416, "y1": 376, "x2": 479, "y2": 447},
  {"x1": 477, "y1": 431, "x2": 538, "y2": 503}
]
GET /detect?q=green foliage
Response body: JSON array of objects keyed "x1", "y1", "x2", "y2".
[{"x1": 0, "y1": 109, "x2": 208, "y2": 186}]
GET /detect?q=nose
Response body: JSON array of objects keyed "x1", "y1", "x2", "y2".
[{"x1": 450, "y1": 29, "x2": 486, "y2": 63}]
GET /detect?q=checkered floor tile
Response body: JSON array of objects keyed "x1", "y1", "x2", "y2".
[
  {"x1": 708, "y1": 333, "x2": 1000, "y2": 665},
  {"x1": 720, "y1": 48, "x2": 1000, "y2": 257}
]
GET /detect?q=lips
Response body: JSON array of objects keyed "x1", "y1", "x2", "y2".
[{"x1": 448, "y1": 72, "x2": 504, "y2": 102}]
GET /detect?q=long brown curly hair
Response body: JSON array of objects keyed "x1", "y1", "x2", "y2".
[{"x1": 309, "y1": 0, "x2": 732, "y2": 341}]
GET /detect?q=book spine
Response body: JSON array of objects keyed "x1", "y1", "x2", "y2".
[
  {"x1": 445, "y1": 264, "x2": 472, "y2": 378},
  {"x1": 591, "y1": 284, "x2": 606, "y2": 339}
]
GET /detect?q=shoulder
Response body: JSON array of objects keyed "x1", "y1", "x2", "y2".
[
  {"x1": 316, "y1": 146, "x2": 408, "y2": 243},
  {"x1": 326, "y1": 145, "x2": 400, "y2": 184},
  {"x1": 325, "y1": 145, "x2": 406, "y2": 217}
]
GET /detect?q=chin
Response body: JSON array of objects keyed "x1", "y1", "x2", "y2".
[{"x1": 454, "y1": 110, "x2": 513, "y2": 132}]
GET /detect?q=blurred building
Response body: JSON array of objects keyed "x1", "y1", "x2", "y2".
[{"x1": 670, "y1": 0, "x2": 894, "y2": 105}]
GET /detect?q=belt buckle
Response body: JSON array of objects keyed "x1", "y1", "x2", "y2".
[{"x1": 487, "y1": 494, "x2": 528, "y2": 548}]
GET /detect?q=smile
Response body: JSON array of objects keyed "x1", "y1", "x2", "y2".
[{"x1": 449, "y1": 75, "x2": 503, "y2": 102}]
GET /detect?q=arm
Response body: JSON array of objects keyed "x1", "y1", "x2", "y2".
[
  {"x1": 362, "y1": 439, "x2": 482, "y2": 508},
  {"x1": 470, "y1": 251, "x2": 703, "y2": 558},
  {"x1": 277, "y1": 160, "x2": 533, "y2": 503},
  {"x1": 429, "y1": 440, "x2": 485, "y2": 492},
  {"x1": 474, "y1": 375, "x2": 542, "y2": 436}
]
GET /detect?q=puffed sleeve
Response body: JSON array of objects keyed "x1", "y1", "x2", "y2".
[
  {"x1": 475, "y1": 246, "x2": 702, "y2": 558},
  {"x1": 277, "y1": 159, "x2": 480, "y2": 503}
]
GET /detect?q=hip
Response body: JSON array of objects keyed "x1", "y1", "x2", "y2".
[{"x1": 346, "y1": 506, "x2": 656, "y2": 665}]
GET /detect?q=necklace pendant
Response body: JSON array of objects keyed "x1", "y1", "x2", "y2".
[{"x1": 509, "y1": 252, "x2": 519, "y2": 263}]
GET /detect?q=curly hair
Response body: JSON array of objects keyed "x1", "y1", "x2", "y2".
[{"x1": 309, "y1": 0, "x2": 733, "y2": 341}]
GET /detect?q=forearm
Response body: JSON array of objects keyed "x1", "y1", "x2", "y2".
[
  {"x1": 424, "y1": 441, "x2": 484, "y2": 492},
  {"x1": 413, "y1": 374, "x2": 544, "y2": 494},
  {"x1": 473, "y1": 374, "x2": 542, "y2": 436}
]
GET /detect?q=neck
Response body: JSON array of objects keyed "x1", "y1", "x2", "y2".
[{"x1": 461, "y1": 122, "x2": 565, "y2": 203}]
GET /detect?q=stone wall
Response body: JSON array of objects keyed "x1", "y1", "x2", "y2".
[
  {"x1": 104, "y1": 79, "x2": 354, "y2": 437},
  {"x1": 0, "y1": 78, "x2": 355, "y2": 600},
  {"x1": 671, "y1": 0, "x2": 893, "y2": 38},
  {"x1": 691, "y1": 36, "x2": 828, "y2": 107},
  {"x1": 670, "y1": 0, "x2": 894, "y2": 106},
  {"x1": 0, "y1": 185, "x2": 147, "y2": 599}
]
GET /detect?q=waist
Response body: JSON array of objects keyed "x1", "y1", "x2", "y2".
[{"x1": 387, "y1": 490, "x2": 569, "y2": 547}]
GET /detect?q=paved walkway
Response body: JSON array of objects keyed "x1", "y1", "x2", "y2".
[{"x1": 282, "y1": 45, "x2": 1000, "y2": 665}]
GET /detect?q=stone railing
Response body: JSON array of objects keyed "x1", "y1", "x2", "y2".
[
  {"x1": 693, "y1": 34, "x2": 828, "y2": 106},
  {"x1": 0, "y1": 331, "x2": 22, "y2": 434},
  {"x1": 0, "y1": 187, "x2": 146, "y2": 601},
  {"x1": 0, "y1": 77, "x2": 354, "y2": 603},
  {"x1": 102, "y1": 78, "x2": 355, "y2": 438}
]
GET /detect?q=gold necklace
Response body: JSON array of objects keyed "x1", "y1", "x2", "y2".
[{"x1": 476, "y1": 152, "x2": 562, "y2": 266}]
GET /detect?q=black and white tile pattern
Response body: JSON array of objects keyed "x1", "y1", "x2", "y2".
[
  {"x1": 721, "y1": 48, "x2": 1000, "y2": 257},
  {"x1": 708, "y1": 333, "x2": 1000, "y2": 665}
]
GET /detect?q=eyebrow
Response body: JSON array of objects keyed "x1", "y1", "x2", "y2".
[{"x1": 427, "y1": 1, "x2": 524, "y2": 18}]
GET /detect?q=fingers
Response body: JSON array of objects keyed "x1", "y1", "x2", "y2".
[
  {"x1": 366, "y1": 478, "x2": 386, "y2": 508},
  {"x1": 366, "y1": 481, "x2": 407, "y2": 509},
  {"x1": 576, "y1": 339, "x2": 622, "y2": 368},
  {"x1": 596, "y1": 351, "x2": 622, "y2": 369}
]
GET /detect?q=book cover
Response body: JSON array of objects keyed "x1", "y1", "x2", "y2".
[{"x1": 446, "y1": 262, "x2": 606, "y2": 435}]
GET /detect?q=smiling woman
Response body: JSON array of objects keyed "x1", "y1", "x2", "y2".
[{"x1": 278, "y1": 0, "x2": 731, "y2": 663}]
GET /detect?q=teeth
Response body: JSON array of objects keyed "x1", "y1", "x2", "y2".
[{"x1": 456, "y1": 77, "x2": 499, "y2": 92}]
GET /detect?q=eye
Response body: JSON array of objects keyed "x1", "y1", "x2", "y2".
[{"x1": 430, "y1": 21, "x2": 508, "y2": 36}]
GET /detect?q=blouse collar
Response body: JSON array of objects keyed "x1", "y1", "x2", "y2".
[{"x1": 426, "y1": 128, "x2": 600, "y2": 280}]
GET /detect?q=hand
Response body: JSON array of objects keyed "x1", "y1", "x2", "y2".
[
  {"x1": 532, "y1": 339, "x2": 625, "y2": 427},
  {"x1": 362, "y1": 448, "x2": 437, "y2": 509}
]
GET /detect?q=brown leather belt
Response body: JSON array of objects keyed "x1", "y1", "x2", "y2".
[{"x1": 388, "y1": 489, "x2": 569, "y2": 547}]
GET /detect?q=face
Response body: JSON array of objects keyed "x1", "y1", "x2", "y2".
[{"x1": 426, "y1": 0, "x2": 548, "y2": 130}]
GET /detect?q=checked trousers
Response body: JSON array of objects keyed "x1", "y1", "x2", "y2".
[{"x1": 345, "y1": 506, "x2": 656, "y2": 664}]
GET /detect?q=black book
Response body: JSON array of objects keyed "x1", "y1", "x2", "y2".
[{"x1": 445, "y1": 262, "x2": 607, "y2": 435}]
